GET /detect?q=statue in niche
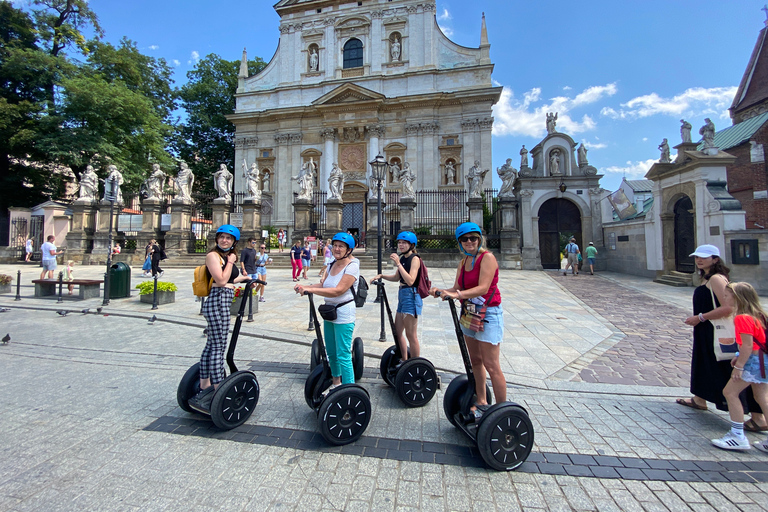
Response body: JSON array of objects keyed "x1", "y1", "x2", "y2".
[
  {"x1": 680, "y1": 119, "x2": 692, "y2": 143},
  {"x1": 546, "y1": 112, "x2": 558, "y2": 134},
  {"x1": 144, "y1": 163, "x2": 166, "y2": 200},
  {"x1": 175, "y1": 161, "x2": 195, "y2": 200},
  {"x1": 309, "y1": 47, "x2": 319, "y2": 72},
  {"x1": 497, "y1": 159, "x2": 518, "y2": 198},
  {"x1": 78, "y1": 165, "x2": 98, "y2": 200},
  {"x1": 658, "y1": 138, "x2": 671, "y2": 163},
  {"x1": 445, "y1": 161, "x2": 456, "y2": 185},
  {"x1": 577, "y1": 143, "x2": 588, "y2": 167},
  {"x1": 391, "y1": 36, "x2": 401, "y2": 62},
  {"x1": 214, "y1": 163, "x2": 234, "y2": 201},
  {"x1": 519, "y1": 145, "x2": 529, "y2": 168},
  {"x1": 242, "y1": 160, "x2": 261, "y2": 201},
  {"x1": 466, "y1": 160, "x2": 489, "y2": 199},
  {"x1": 262, "y1": 171, "x2": 270, "y2": 192},
  {"x1": 549, "y1": 149, "x2": 561, "y2": 176},
  {"x1": 103, "y1": 164, "x2": 124, "y2": 203},
  {"x1": 399, "y1": 162, "x2": 416, "y2": 199},
  {"x1": 328, "y1": 163, "x2": 345, "y2": 200},
  {"x1": 389, "y1": 161, "x2": 400, "y2": 183},
  {"x1": 700, "y1": 118, "x2": 716, "y2": 149},
  {"x1": 292, "y1": 158, "x2": 315, "y2": 200}
]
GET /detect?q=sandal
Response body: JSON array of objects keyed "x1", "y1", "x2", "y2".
[
  {"x1": 744, "y1": 418, "x2": 768, "y2": 432},
  {"x1": 676, "y1": 397, "x2": 707, "y2": 410}
]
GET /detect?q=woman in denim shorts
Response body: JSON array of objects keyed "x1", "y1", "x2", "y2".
[
  {"x1": 372, "y1": 231, "x2": 423, "y2": 364},
  {"x1": 430, "y1": 222, "x2": 506, "y2": 417}
]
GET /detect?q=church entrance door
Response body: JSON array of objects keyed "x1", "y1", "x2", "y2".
[
  {"x1": 538, "y1": 198, "x2": 581, "y2": 269},
  {"x1": 674, "y1": 196, "x2": 695, "y2": 273}
]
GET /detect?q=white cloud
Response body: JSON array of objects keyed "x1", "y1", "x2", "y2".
[
  {"x1": 148, "y1": 45, "x2": 159, "y2": 50},
  {"x1": 492, "y1": 83, "x2": 617, "y2": 137},
  {"x1": 439, "y1": 24, "x2": 454, "y2": 37},
  {"x1": 437, "y1": 8, "x2": 452, "y2": 21},
  {"x1": 583, "y1": 141, "x2": 607, "y2": 150},
  {"x1": 642, "y1": 137, "x2": 648, "y2": 142},
  {"x1": 437, "y1": 7, "x2": 453, "y2": 36},
  {"x1": 603, "y1": 158, "x2": 656, "y2": 178},
  {"x1": 172, "y1": 59, "x2": 181, "y2": 67},
  {"x1": 563, "y1": 86, "x2": 572, "y2": 91},
  {"x1": 600, "y1": 86, "x2": 737, "y2": 121},
  {"x1": 188, "y1": 50, "x2": 200, "y2": 65}
]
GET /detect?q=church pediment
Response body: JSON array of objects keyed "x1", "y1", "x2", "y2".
[{"x1": 313, "y1": 84, "x2": 386, "y2": 106}]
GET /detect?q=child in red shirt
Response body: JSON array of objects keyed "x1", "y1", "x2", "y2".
[{"x1": 712, "y1": 282, "x2": 768, "y2": 452}]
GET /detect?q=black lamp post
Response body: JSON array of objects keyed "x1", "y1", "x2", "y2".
[
  {"x1": 369, "y1": 154, "x2": 388, "y2": 343},
  {"x1": 103, "y1": 175, "x2": 117, "y2": 307}
]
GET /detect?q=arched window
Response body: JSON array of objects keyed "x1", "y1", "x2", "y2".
[{"x1": 343, "y1": 38, "x2": 363, "y2": 69}]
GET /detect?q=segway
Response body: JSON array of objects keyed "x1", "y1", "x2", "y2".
[
  {"x1": 372, "y1": 279, "x2": 438, "y2": 407},
  {"x1": 177, "y1": 279, "x2": 266, "y2": 430},
  {"x1": 436, "y1": 291, "x2": 534, "y2": 471},
  {"x1": 310, "y1": 331, "x2": 364, "y2": 381},
  {"x1": 303, "y1": 292, "x2": 371, "y2": 445}
]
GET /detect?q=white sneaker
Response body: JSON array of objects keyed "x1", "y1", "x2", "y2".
[
  {"x1": 711, "y1": 432, "x2": 751, "y2": 451},
  {"x1": 158, "y1": 271, "x2": 164, "y2": 278},
  {"x1": 754, "y1": 439, "x2": 768, "y2": 453}
]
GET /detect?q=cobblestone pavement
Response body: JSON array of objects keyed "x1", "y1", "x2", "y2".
[{"x1": 0, "y1": 263, "x2": 767, "y2": 511}]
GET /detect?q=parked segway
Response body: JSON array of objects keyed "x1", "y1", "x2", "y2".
[
  {"x1": 177, "y1": 279, "x2": 266, "y2": 430},
  {"x1": 303, "y1": 292, "x2": 371, "y2": 445},
  {"x1": 310, "y1": 333, "x2": 364, "y2": 381},
  {"x1": 436, "y1": 290, "x2": 534, "y2": 471},
  {"x1": 372, "y1": 278, "x2": 438, "y2": 407}
]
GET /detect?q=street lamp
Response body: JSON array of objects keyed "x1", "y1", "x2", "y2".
[
  {"x1": 369, "y1": 154, "x2": 389, "y2": 343},
  {"x1": 103, "y1": 175, "x2": 117, "y2": 306}
]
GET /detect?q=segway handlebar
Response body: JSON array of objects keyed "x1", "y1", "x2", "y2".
[{"x1": 246, "y1": 278, "x2": 267, "y2": 287}]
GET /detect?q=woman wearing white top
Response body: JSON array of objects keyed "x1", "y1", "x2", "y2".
[{"x1": 295, "y1": 232, "x2": 359, "y2": 387}]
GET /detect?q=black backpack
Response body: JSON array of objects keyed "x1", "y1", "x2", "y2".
[{"x1": 328, "y1": 260, "x2": 367, "y2": 308}]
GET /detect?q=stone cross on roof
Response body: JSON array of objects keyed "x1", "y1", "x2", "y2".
[{"x1": 763, "y1": 4, "x2": 768, "y2": 25}]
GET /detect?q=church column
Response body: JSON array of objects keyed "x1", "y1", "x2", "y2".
[
  {"x1": 324, "y1": 18, "x2": 336, "y2": 77},
  {"x1": 275, "y1": 133, "x2": 291, "y2": 228},
  {"x1": 479, "y1": 118, "x2": 493, "y2": 189},
  {"x1": 422, "y1": 4, "x2": 436, "y2": 67},
  {"x1": 371, "y1": 10, "x2": 383, "y2": 74},
  {"x1": 321, "y1": 128, "x2": 336, "y2": 194},
  {"x1": 520, "y1": 190, "x2": 539, "y2": 270},
  {"x1": 461, "y1": 120, "x2": 477, "y2": 186},
  {"x1": 422, "y1": 123, "x2": 438, "y2": 189},
  {"x1": 407, "y1": 5, "x2": 422, "y2": 68},
  {"x1": 405, "y1": 124, "x2": 419, "y2": 170}
]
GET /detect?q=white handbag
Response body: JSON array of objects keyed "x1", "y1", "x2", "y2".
[{"x1": 708, "y1": 283, "x2": 737, "y2": 361}]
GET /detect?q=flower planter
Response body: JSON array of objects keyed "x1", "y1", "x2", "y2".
[
  {"x1": 140, "y1": 291, "x2": 176, "y2": 305},
  {"x1": 0, "y1": 283, "x2": 11, "y2": 294},
  {"x1": 231, "y1": 294, "x2": 258, "y2": 315}
]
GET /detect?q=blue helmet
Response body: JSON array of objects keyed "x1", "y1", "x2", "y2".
[
  {"x1": 455, "y1": 222, "x2": 482, "y2": 241},
  {"x1": 396, "y1": 231, "x2": 417, "y2": 246},
  {"x1": 216, "y1": 224, "x2": 240, "y2": 241},
  {"x1": 332, "y1": 232, "x2": 355, "y2": 250}
]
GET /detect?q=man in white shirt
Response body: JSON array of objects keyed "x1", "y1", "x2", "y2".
[{"x1": 40, "y1": 235, "x2": 64, "y2": 279}]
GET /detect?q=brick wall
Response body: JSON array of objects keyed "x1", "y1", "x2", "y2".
[{"x1": 726, "y1": 123, "x2": 768, "y2": 228}]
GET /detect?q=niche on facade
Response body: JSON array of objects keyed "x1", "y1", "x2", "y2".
[
  {"x1": 439, "y1": 135, "x2": 462, "y2": 187},
  {"x1": 256, "y1": 149, "x2": 275, "y2": 188},
  {"x1": 389, "y1": 32, "x2": 402, "y2": 63},
  {"x1": 548, "y1": 146, "x2": 568, "y2": 176},
  {"x1": 261, "y1": 168, "x2": 272, "y2": 192},
  {"x1": 307, "y1": 43, "x2": 320, "y2": 73},
  {"x1": 384, "y1": 142, "x2": 406, "y2": 188},
  {"x1": 301, "y1": 148, "x2": 323, "y2": 187}
]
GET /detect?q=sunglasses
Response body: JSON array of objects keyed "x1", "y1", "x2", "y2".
[
  {"x1": 459, "y1": 235, "x2": 480, "y2": 243},
  {"x1": 260, "y1": 247, "x2": 266, "y2": 249}
]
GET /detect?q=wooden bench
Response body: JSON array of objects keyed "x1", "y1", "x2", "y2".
[{"x1": 32, "y1": 279, "x2": 104, "y2": 300}]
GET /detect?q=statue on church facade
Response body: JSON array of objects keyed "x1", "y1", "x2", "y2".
[
  {"x1": 546, "y1": 112, "x2": 558, "y2": 134},
  {"x1": 700, "y1": 118, "x2": 716, "y2": 149},
  {"x1": 144, "y1": 163, "x2": 166, "y2": 200},
  {"x1": 680, "y1": 119, "x2": 692, "y2": 143},
  {"x1": 328, "y1": 163, "x2": 345, "y2": 200},
  {"x1": 242, "y1": 160, "x2": 261, "y2": 201},
  {"x1": 519, "y1": 145, "x2": 529, "y2": 168},
  {"x1": 445, "y1": 161, "x2": 456, "y2": 185},
  {"x1": 175, "y1": 161, "x2": 194, "y2": 200},
  {"x1": 577, "y1": 143, "x2": 588, "y2": 167},
  {"x1": 389, "y1": 161, "x2": 400, "y2": 184},
  {"x1": 292, "y1": 158, "x2": 315, "y2": 200},
  {"x1": 399, "y1": 162, "x2": 416, "y2": 199},
  {"x1": 262, "y1": 170, "x2": 270, "y2": 192},
  {"x1": 658, "y1": 138, "x2": 671, "y2": 163},
  {"x1": 467, "y1": 160, "x2": 489, "y2": 199},
  {"x1": 391, "y1": 36, "x2": 401, "y2": 62},
  {"x1": 78, "y1": 165, "x2": 98, "y2": 200},
  {"x1": 214, "y1": 164, "x2": 234, "y2": 201},
  {"x1": 309, "y1": 47, "x2": 319, "y2": 72},
  {"x1": 103, "y1": 165, "x2": 124, "y2": 203},
  {"x1": 497, "y1": 158, "x2": 518, "y2": 198},
  {"x1": 549, "y1": 149, "x2": 561, "y2": 176}
]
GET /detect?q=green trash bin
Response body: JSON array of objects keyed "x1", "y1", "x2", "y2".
[{"x1": 109, "y1": 261, "x2": 131, "y2": 299}]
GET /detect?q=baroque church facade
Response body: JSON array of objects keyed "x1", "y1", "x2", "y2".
[{"x1": 228, "y1": 0, "x2": 500, "y2": 236}]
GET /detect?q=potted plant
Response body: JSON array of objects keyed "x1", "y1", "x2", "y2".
[
  {"x1": 0, "y1": 274, "x2": 12, "y2": 294},
  {"x1": 230, "y1": 286, "x2": 257, "y2": 315},
  {"x1": 136, "y1": 281, "x2": 178, "y2": 305}
]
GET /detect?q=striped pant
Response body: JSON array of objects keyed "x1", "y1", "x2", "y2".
[{"x1": 201, "y1": 287, "x2": 234, "y2": 384}]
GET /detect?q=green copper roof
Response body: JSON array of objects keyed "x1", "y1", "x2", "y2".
[{"x1": 697, "y1": 111, "x2": 768, "y2": 151}]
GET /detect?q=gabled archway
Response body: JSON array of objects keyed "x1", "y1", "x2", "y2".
[{"x1": 537, "y1": 198, "x2": 581, "y2": 269}]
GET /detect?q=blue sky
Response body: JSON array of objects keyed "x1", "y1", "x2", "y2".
[{"x1": 15, "y1": 0, "x2": 767, "y2": 193}]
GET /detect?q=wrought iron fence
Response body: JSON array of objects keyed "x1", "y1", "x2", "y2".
[
  {"x1": 9, "y1": 217, "x2": 27, "y2": 260},
  {"x1": 190, "y1": 192, "x2": 216, "y2": 253},
  {"x1": 482, "y1": 189, "x2": 501, "y2": 249},
  {"x1": 382, "y1": 190, "x2": 401, "y2": 250},
  {"x1": 311, "y1": 191, "x2": 327, "y2": 239},
  {"x1": 414, "y1": 189, "x2": 467, "y2": 249}
]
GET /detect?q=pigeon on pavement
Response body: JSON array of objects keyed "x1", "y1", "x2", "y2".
[
  {"x1": 1, "y1": 334, "x2": 9, "y2": 344},
  {"x1": 148, "y1": 314, "x2": 157, "y2": 324},
  {"x1": 0, "y1": 307, "x2": 10, "y2": 313},
  {"x1": 81, "y1": 308, "x2": 90, "y2": 314},
  {"x1": 56, "y1": 310, "x2": 69, "y2": 316}
]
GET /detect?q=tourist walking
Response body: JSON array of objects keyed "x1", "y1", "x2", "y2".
[
  {"x1": 40, "y1": 235, "x2": 64, "y2": 280},
  {"x1": 585, "y1": 242, "x2": 598, "y2": 275},
  {"x1": 278, "y1": 229, "x2": 286, "y2": 252},
  {"x1": 563, "y1": 237, "x2": 580, "y2": 276},
  {"x1": 290, "y1": 240, "x2": 303, "y2": 282},
  {"x1": 25, "y1": 238, "x2": 33, "y2": 262},
  {"x1": 301, "y1": 242, "x2": 311, "y2": 280}
]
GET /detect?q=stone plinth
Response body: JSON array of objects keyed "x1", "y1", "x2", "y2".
[
  {"x1": 205, "y1": 201, "x2": 231, "y2": 249},
  {"x1": 367, "y1": 200, "x2": 386, "y2": 253},
  {"x1": 467, "y1": 198, "x2": 484, "y2": 229},
  {"x1": 292, "y1": 197, "x2": 313, "y2": 242},
  {"x1": 498, "y1": 197, "x2": 522, "y2": 269},
  {"x1": 398, "y1": 198, "x2": 416, "y2": 232},
  {"x1": 325, "y1": 198, "x2": 344, "y2": 233},
  {"x1": 241, "y1": 199, "x2": 262, "y2": 243},
  {"x1": 66, "y1": 200, "x2": 98, "y2": 258},
  {"x1": 165, "y1": 199, "x2": 193, "y2": 255},
  {"x1": 93, "y1": 199, "x2": 121, "y2": 255},
  {"x1": 137, "y1": 198, "x2": 162, "y2": 250}
]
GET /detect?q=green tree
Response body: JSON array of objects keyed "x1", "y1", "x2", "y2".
[{"x1": 173, "y1": 53, "x2": 265, "y2": 194}]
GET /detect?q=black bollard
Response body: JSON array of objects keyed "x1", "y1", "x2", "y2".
[
  {"x1": 57, "y1": 271, "x2": 64, "y2": 303},
  {"x1": 151, "y1": 274, "x2": 158, "y2": 310},
  {"x1": 199, "y1": 296, "x2": 205, "y2": 315},
  {"x1": 14, "y1": 270, "x2": 21, "y2": 301},
  {"x1": 246, "y1": 286, "x2": 254, "y2": 322}
]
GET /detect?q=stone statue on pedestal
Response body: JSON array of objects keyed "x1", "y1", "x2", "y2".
[
  {"x1": 658, "y1": 138, "x2": 671, "y2": 163},
  {"x1": 389, "y1": 161, "x2": 400, "y2": 184},
  {"x1": 497, "y1": 158, "x2": 518, "y2": 198},
  {"x1": 144, "y1": 163, "x2": 166, "y2": 200},
  {"x1": 546, "y1": 112, "x2": 558, "y2": 134},
  {"x1": 680, "y1": 119, "x2": 692, "y2": 143},
  {"x1": 214, "y1": 163, "x2": 234, "y2": 201},
  {"x1": 242, "y1": 160, "x2": 261, "y2": 201},
  {"x1": 399, "y1": 162, "x2": 416, "y2": 199},
  {"x1": 309, "y1": 48, "x2": 319, "y2": 72},
  {"x1": 328, "y1": 163, "x2": 345, "y2": 200},
  {"x1": 103, "y1": 165, "x2": 124, "y2": 203},
  {"x1": 467, "y1": 160, "x2": 489, "y2": 198},
  {"x1": 391, "y1": 36, "x2": 401, "y2": 62},
  {"x1": 445, "y1": 161, "x2": 456, "y2": 185},
  {"x1": 577, "y1": 143, "x2": 588, "y2": 167},
  {"x1": 520, "y1": 145, "x2": 529, "y2": 168},
  {"x1": 292, "y1": 158, "x2": 315, "y2": 200},
  {"x1": 175, "y1": 161, "x2": 194, "y2": 200},
  {"x1": 78, "y1": 165, "x2": 98, "y2": 200},
  {"x1": 700, "y1": 118, "x2": 716, "y2": 149},
  {"x1": 549, "y1": 149, "x2": 561, "y2": 176},
  {"x1": 262, "y1": 171, "x2": 270, "y2": 192}
]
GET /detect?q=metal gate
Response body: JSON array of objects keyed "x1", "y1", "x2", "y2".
[
  {"x1": 311, "y1": 191, "x2": 327, "y2": 239},
  {"x1": 342, "y1": 201, "x2": 366, "y2": 247},
  {"x1": 674, "y1": 196, "x2": 695, "y2": 273},
  {"x1": 538, "y1": 198, "x2": 581, "y2": 269},
  {"x1": 10, "y1": 218, "x2": 27, "y2": 260}
]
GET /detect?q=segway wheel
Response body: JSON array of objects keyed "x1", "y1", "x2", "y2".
[
  {"x1": 352, "y1": 337, "x2": 364, "y2": 381},
  {"x1": 177, "y1": 363, "x2": 201, "y2": 413},
  {"x1": 310, "y1": 339, "x2": 321, "y2": 370},
  {"x1": 442, "y1": 375, "x2": 492, "y2": 427},
  {"x1": 379, "y1": 345, "x2": 411, "y2": 386},
  {"x1": 210, "y1": 371, "x2": 260, "y2": 430},
  {"x1": 476, "y1": 405, "x2": 534, "y2": 471},
  {"x1": 304, "y1": 364, "x2": 332, "y2": 409},
  {"x1": 318, "y1": 385, "x2": 371, "y2": 446},
  {"x1": 395, "y1": 358, "x2": 438, "y2": 408}
]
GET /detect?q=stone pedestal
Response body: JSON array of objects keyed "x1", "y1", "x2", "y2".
[
  {"x1": 326, "y1": 198, "x2": 344, "y2": 234},
  {"x1": 137, "y1": 198, "x2": 162, "y2": 250},
  {"x1": 93, "y1": 199, "x2": 121, "y2": 257},
  {"x1": 241, "y1": 199, "x2": 262, "y2": 243},
  {"x1": 674, "y1": 142, "x2": 700, "y2": 163},
  {"x1": 467, "y1": 197, "x2": 484, "y2": 230},
  {"x1": 292, "y1": 197, "x2": 313, "y2": 242},
  {"x1": 165, "y1": 199, "x2": 193, "y2": 255},
  {"x1": 398, "y1": 198, "x2": 416, "y2": 232},
  {"x1": 498, "y1": 197, "x2": 522, "y2": 269},
  {"x1": 66, "y1": 200, "x2": 98, "y2": 260},
  {"x1": 205, "y1": 200, "x2": 231, "y2": 249},
  {"x1": 366, "y1": 199, "x2": 386, "y2": 253}
]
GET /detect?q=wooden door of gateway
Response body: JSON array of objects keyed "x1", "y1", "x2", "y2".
[
  {"x1": 538, "y1": 198, "x2": 581, "y2": 269},
  {"x1": 674, "y1": 196, "x2": 695, "y2": 273}
]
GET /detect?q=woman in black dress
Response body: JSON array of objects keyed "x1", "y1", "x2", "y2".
[{"x1": 678, "y1": 245, "x2": 766, "y2": 430}]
